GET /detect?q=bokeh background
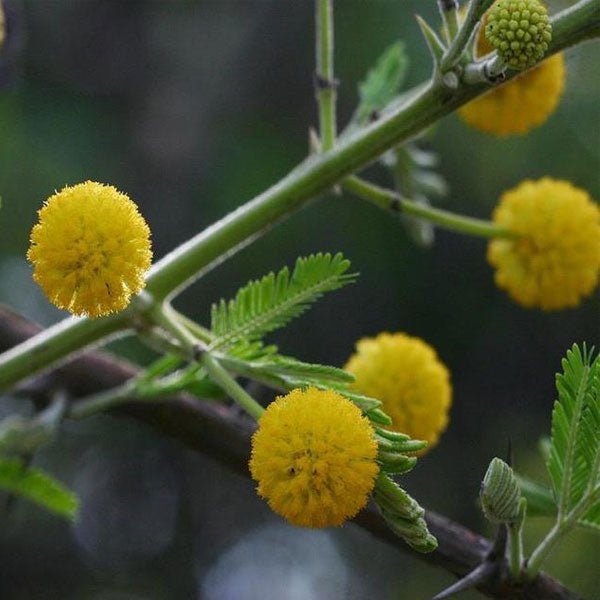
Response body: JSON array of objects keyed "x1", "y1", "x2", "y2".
[{"x1": 0, "y1": 1, "x2": 598, "y2": 598}]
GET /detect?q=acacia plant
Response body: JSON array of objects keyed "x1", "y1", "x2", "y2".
[{"x1": 0, "y1": 0, "x2": 599, "y2": 598}]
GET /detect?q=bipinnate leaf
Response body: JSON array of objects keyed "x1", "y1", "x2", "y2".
[
  {"x1": 580, "y1": 499, "x2": 600, "y2": 532},
  {"x1": 373, "y1": 474, "x2": 437, "y2": 553},
  {"x1": 547, "y1": 344, "x2": 600, "y2": 516},
  {"x1": 210, "y1": 253, "x2": 356, "y2": 350},
  {"x1": 357, "y1": 42, "x2": 408, "y2": 122},
  {"x1": 0, "y1": 457, "x2": 79, "y2": 520}
]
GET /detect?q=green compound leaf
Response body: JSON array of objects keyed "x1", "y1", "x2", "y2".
[
  {"x1": 210, "y1": 253, "x2": 356, "y2": 350},
  {"x1": 580, "y1": 499, "x2": 600, "y2": 533},
  {"x1": 373, "y1": 474, "x2": 437, "y2": 553},
  {"x1": 0, "y1": 457, "x2": 79, "y2": 520},
  {"x1": 357, "y1": 42, "x2": 409, "y2": 123},
  {"x1": 516, "y1": 474, "x2": 557, "y2": 518},
  {"x1": 547, "y1": 344, "x2": 600, "y2": 516},
  {"x1": 215, "y1": 349, "x2": 391, "y2": 424},
  {"x1": 254, "y1": 355, "x2": 354, "y2": 385},
  {"x1": 516, "y1": 472, "x2": 600, "y2": 534}
]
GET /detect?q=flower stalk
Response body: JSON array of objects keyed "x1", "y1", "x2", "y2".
[
  {"x1": 343, "y1": 175, "x2": 514, "y2": 239},
  {"x1": 201, "y1": 352, "x2": 264, "y2": 420}
]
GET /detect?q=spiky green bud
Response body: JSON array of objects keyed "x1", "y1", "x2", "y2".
[
  {"x1": 485, "y1": 0, "x2": 552, "y2": 70},
  {"x1": 480, "y1": 457, "x2": 522, "y2": 523}
]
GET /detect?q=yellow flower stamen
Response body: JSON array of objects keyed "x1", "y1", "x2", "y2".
[
  {"x1": 28, "y1": 181, "x2": 152, "y2": 318},
  {"x1": 249, "y1": 387, "x2": 379, "y2": 528},
  {"x1": 488, "y1": 178, "x2": 600, "y2": 310},
  {"x1": 345, "y1": 332, "x2": 452, "y2": 454},
  {"x1": 459, "y1": 3, "x2": 564, "y2": 136}
]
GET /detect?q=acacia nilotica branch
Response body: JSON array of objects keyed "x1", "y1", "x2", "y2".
[{"x1": 0, "y1": 1, "x2": 596, "y2": 391}]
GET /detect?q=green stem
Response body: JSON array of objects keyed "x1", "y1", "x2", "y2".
[
  {"x1": 439, "y1": 1, "x2": 460, "y2": 45},
  {"x1": 0, "y1": 1, "x2": 594, "y2": 391},
  {"x1": 441, "y1": 0, "x2": 493, "y2": 70},
  {"x1": 508, "y1": 523, "x2": 522, "y2": 579},
  {"x1": 0, "y1": 313, "x2": 127, "y2": 390},
  {"x1": 316, "y1": 0, "x2": 336, "y2": 151},
  {"x1": 172, "y1": 311, "x2": 213, "y2": 345},
  {"x1": 343, "y1": 175, "x2": 513, "y2": 239},
  {"x1": 149, "y1": 301, "x2": 204, "y2": 358},
  {"x1": 551, "y1": 0, "x2": 600, "y2": 54},
  {"x1": 201, "y1": 352, "x2": 264, "y2": 420},
  {"x1": 69, "y1": 384, "x2": 134, "y2": 420},
  {"x1": 508, "y1": 500, "x2": 526, "y2": 581},
  {"x1": 526, "y1": 488, "x2": 599, "y2": 578}
]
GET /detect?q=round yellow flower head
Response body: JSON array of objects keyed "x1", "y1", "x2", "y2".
[
  {"x1": 249, "y1": 387, "x2": 379, "y2": 528},
  {"x1": 488, "y1": 178, "x2": 600, "y2": 310},
  {"x1": 485, "y1": 0, "x2": 552, "y2": 70},
  {"x1": 28, "y1": 181, "x2": 152, "y2": 318},
  {"x1": 459, "y1": 4, "x2": 565, "y2": 136},
  {"x1": 345, "y1": 333, "x2": 452, "y2": 453},
  {"x1": 459, "y1": 54, "x2": 564, "y2": 136}
]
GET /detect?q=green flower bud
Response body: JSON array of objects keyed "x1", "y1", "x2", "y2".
[
  {"x1": 480, "y1": 457, "x2": 522, "y2": 523},
  {"x1": 485, "y1": 0, "x2": 552, "y2": 69}
]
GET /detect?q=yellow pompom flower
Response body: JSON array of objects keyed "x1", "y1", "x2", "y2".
[
  {"x1": 459, "y1": 54, "x2": 564, "y2": 136},
  {"x1": 249, "y1": 387, "x2": 379, "y2": 528},
  {"x1": 488, "y1": 179, "x2": 600, "y2": 310},
  {"x1": 345, "y1": 333, "x2": 452, "y2": 453},
  {"x1": 28, "y1": 181, "x2": 152, "y2": 318},
  {"x1": 459, "y1": 4, "x2": 565, "y2": 136}
]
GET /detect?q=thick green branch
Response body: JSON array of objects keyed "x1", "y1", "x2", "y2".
[{"x1": 0, "y1": 1, "x2": 596, "y2": 391}]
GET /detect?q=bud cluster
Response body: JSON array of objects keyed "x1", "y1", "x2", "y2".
[{"x1": 485, "y1": 0, "x2": 552, "y2": 69}]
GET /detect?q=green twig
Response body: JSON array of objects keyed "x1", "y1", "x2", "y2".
[
  {"x1": 526, "y1": 486, "x2": 600, "y2": 578},
  {"x1": 508, "y1": 499, "x2": 526, "y2": 580},
  {"x1": 149, "y1": 301, "x2": 205, "y2": 359},
  {"x1": 0, "y1": 313, "x2": 127, "y2": 390},
  {"x1": 201, "y1": 352, "x2": 264, "y2": 420},
  {"x1": 69, "y1": 384, "x2": 135, "y2": 420},
  {"x1": 316, "y1": 0, "x2": 336, "y2": 151},
  {"x1": 441, "y1": 0, "x2": 494, "y2": 70},
  {"x1": 343, "y1": 175, "x2": 514, "y2": 239},
  {"x1": 438, "y1": 0, "x2": 460, "y2": 45}
]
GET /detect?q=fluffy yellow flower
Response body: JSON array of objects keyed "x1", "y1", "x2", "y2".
[
  {"x1": 488, "y1": 178, "x2": 600, "y2": 310},
  {"x1": 249, "y1": 387, "x2": 379, "y2": 528},
  {"x1": 345, "y1": 333, "x2": 452, "y2": 452},
  {"x1": 28, "y1": 181, "x2": 152, "y2": 318},
  {"x1": 459, "y1": 4, "x2": 565, "y2": 136},
  {"x1": 459, "y1": 54, "x2": 564, "y2": 136}
]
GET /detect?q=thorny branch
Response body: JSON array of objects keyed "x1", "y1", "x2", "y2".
[{"x1": 0, "y1": 306, "x2": 582, "y2": 600}]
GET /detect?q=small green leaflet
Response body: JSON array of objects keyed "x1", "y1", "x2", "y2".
[
  {"x1": 516, "y1": 474, "x2": 556, "y2": 518},
  {"x1": 0, "y1": 457, "x2": 79, "y2": 520},
  {"x1": 547, "y1": 344, "x2": 600, "y2": 522},
  {"x1": 210, "y1": 253, "x2": 356, "y2": 350},
  {"x1": 216, "y1": 350, "x2": 391, "y2": 425},
  {"x1": 357, "y1": 41, "x2": 409, "y2": 123}
]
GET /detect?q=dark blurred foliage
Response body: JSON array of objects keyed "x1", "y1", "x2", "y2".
[{"x1": 0, "y1": 1, "x2": 598, "y2": 598}]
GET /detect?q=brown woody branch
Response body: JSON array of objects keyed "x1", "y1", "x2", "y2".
[{"x1": 0, "y1": 306, "x2": 582, "y2": 600}]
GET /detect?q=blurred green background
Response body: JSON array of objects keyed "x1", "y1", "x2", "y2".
[{"x1": 0, "y1": 0, "x2": 598, "y2": 598}]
